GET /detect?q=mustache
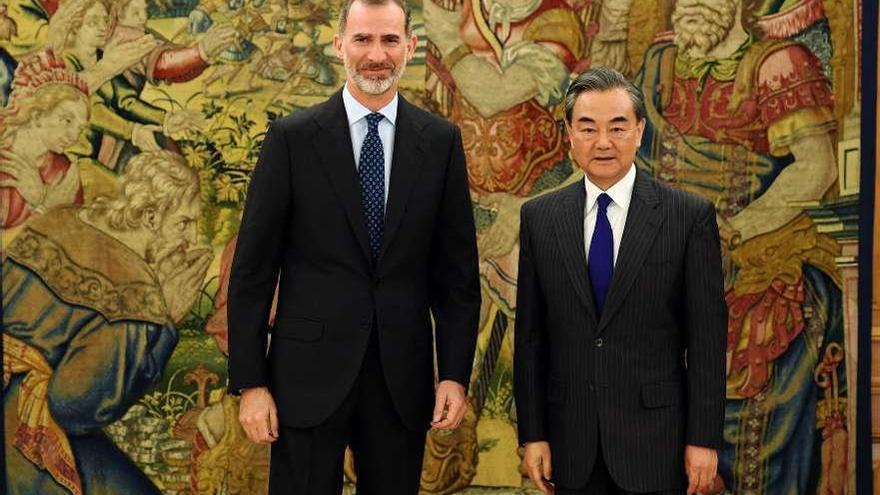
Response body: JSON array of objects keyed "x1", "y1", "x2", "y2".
[{"x1": 357, "y1": 63, "x2": 394, "y2": 72}]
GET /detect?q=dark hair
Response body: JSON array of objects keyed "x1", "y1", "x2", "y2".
[
  {"x1": 338, "y1": 0, "x2": 412, "y2": 36},
  {"x1": 564, "y1": 66, "x2": 646, "y2": 123}
]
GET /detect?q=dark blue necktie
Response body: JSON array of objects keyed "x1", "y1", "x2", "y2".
[
  {"x1": 358, "y1": 112, "x2": 385, "y2": 261},
  {"x1": 589, "y1": 193, "x2": 613, "y2": 314}
]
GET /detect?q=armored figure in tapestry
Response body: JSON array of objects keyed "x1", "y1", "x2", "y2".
[{"x1": 633, "y1": 0, "x2": 847, "y2": 492}]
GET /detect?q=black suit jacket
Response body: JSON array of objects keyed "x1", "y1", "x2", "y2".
[
  {"x1": 227, "y1": 91, "x2": 480, "y2": 432},
  {"x1": 514, "y1": 170, "x2": 727, "y2": 491}
]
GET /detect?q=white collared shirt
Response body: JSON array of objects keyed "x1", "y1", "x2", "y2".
[
  {"x1": 342, "y1": 84, "x2": 397, "y2": 205},
  {"x1": 583, "y1": 165, "x2": 637, "y2": 266}
]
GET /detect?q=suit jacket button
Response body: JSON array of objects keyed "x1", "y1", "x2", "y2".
[
  {"x1": 594, "y1": 337, "x2": 604, "y2": 348},
  {"x1": 374, "y1": 278, "x2": 383, "y2": 287}
]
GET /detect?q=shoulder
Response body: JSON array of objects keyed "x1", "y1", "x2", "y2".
[
  {"x1": 755, "y1": 42, "x2": 826, "y2": 89},
  {"x1": 522, "y1": 181, "x2": 577, "y2": 219},
  {"x1": 269, "y1": 100, "x2": 324, "y2": 133}
]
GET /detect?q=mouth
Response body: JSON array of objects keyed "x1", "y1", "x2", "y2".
[{"x1": 359, "y1": 66, "x2": 393, "y2": 77}]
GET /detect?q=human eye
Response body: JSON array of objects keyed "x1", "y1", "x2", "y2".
[{"x1": 611, "y1": 127, "x2": 629, "y2": 138}]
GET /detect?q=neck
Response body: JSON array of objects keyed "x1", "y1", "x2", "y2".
[
  {"x1": 347, "y1": 81, "x2": 397, "y2": 112},
  {"x1": 586, "y1": 175, "x2": 623, "y2": 191},
  {"x1": 10, "y1": 129, "x2": 49, "y2": 164},
  {"x1": 584, "y1": 166, "x2": 632, "y2": 191}
]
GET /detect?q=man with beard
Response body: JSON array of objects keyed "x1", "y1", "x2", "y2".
[
  {"x1": 634, "y1": 0, "x2": 842, "y2": 493},
  {"x1": 3, "y1": 150, "x2": 212, "y2": 494},
  {"x1": 226, "y1": 0, "x2": 480, "y2": 493}
]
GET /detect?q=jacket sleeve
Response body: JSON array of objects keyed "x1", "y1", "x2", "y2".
[
  {"x1": 513, "y1": 203, "x2": 549, "y2": 444},
  {"x1": 227, "y1": 121, "x2": 291, "y2": 392},
  {"x1": 429, "y1": 125, "x2": 481, "y2": 390},
  {"x1": 683, "y1": 201, "x2": 727, "y2": 448}
]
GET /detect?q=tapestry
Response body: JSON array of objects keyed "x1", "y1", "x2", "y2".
[{"x1": 0, "y1": 0, "x2": 863, "y2": 493}]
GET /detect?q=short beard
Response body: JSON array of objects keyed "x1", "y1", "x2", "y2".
[
  {"x1": 672, "y1": 0, "x2": 738, "y2": 58},
  {"x1": 344, "y1": 56, "x2": 405, "y2": 96}
]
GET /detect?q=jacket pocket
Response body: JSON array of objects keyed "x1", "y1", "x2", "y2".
[
  {"x1": 272, "y1": 316, "x2": 324, "y2": 342},
  {"x1": 640, "y1": 381, "x2": 682, "y2": 408}
]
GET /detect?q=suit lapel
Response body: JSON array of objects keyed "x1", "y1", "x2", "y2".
[
  {"x1": 378, "y1": 96, "x2": 426, "y2": 265},
  {"x1": 312, "y1": 91, "x2": 372, "y2": 264},
  {"x1": 597, "y1": 170, "x2": 664, "y2": 332},
  {"x1": 552, "y1": 181, "x2": 599, "y2": 325}
]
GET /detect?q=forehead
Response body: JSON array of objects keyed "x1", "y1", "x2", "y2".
[
  {"x1": 168, "y1": 196, "x2": 200, "y2": 217},
  {"x1": 344, "y1": 1, "x2": 406, "y2": 35},
  {"x1": 85, "y1": 2, "x2": 108, "y2": 16},
  {"x1": 46, "y1": 97, "x2": 87, "y2": 116},
  {"x1": 571, "y1": 88, "x2": 637, "y2": 121},
  {"x1": 675, "y1": 0, "x2": 709, "y2": 8}
]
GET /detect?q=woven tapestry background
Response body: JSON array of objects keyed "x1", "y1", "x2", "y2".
[{"x1": 0, "y1": 0, "x2": 864, "y2": 493}]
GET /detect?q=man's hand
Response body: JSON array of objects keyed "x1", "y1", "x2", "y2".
[
  {"x1": 163, "y1": 109, "x2": 206, "y2": 136},
  {"x1": 239, "y1": 386, "x2": 279, "y2": 444},
  {"x1": 132, "y1": 123, "x2": 163, "y2": 151},
  {"x1": 0, "y1": 148, "x2": 45, "y2": 207},
  {"x1": 84, "y1": 35, "x2": 163, "y2": 90},
  {"x1": 430, "y1": 380, "x2": 466, "y2": 429},
  {"x1": 41, "y1": 161, "x2": 81, "y2": 210},
  {"x1": 685, "y1": 444, "x2": 718, "y2": 494},
  {"x1": 158, "y1": 247, "x2": 213, "y2": 323},
  {"x1": 523, "y1": 441, "x2": 553, "y2": 494},
  {"x1": 198, "y1": 23, "x2": 237, "y2": 62}
]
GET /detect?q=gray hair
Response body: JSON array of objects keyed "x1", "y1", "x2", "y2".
[
  {"x1": 338, "y1": 0, "x2": 412, "y2": 36},
  {"x1": 84, "y1": 151, "x2": 199, "y2": 232},
  {"x1": 564, "y1": 66, "x2": 646, "y2": 123}
]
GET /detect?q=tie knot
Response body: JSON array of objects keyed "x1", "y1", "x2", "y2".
[
  {"x1": 366, "y1": 112, "x2": 383, "y2": 131},
  {"x1": 597, "y1": 193, "x2": 612, "y2": 212}
]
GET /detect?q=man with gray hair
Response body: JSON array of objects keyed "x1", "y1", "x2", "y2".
[
  {"x1": 514, "y1": 66, "x2": 727, "y2": 494},
  {"x1": 2, "y1": 150, "x2": 211, "y2": 495},
  {"x1": 227, "y1": 0, "x2": 480, "y2": 493}
]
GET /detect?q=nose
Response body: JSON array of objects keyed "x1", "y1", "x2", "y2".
[
  {"x1": 184, "y1": 227, "x2": 197, "y2": 247},
  {"x1": 366, "y1": 41, "x2": 385, "y2": 63},
  {"x1": 66, "y1": 126, "x2": 81, "y2": 143},
  {"x1": 595, "y1": 129, "x2": 613, "y2": 149}
]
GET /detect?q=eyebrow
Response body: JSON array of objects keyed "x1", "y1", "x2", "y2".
[
  {"x1": 352, "y1": 33, "x2": 402, "y2": 41},
  {"x1": 576, "y1": 115, "x2": 632, "y2": 124}
]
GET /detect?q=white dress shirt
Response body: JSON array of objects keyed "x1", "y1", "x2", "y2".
[
  {"x1": 342, "y1": 84, "x2": 397, "y2": 205},
  {"x1": 583, "y1": 165, "x2": 637, "y2": 266}
]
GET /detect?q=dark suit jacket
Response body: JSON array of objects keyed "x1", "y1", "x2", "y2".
[
  {"x1": 227, "y1": 91, "x2": 480, "y2": 432},
  {"x1": 514, "y1": 170, "x2": 727, "y2": 491}
]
